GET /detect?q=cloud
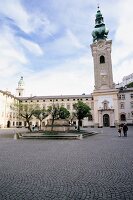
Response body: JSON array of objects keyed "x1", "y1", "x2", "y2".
[
  {"x1": 0, "y1": 26, "x2": 28, "y2": 75},
  {"x1": 0, "y1": 0, "x2": 132, "y2": 96},
  {"x1": 66, "y1": 30, "x2": 84, "y2": 49},
  {"x1": 0, "y1": 0, "x2": 31, "y2": 33},
  {"x1": 112, "y1": 0, "x2": 133, "y2": 83},
  {"x1": 24, "y1": 54, "x2": 93, "y2": 96},
  {"x1": 0, "y1": 0, "x2": 57, "y2": 37},
  {"x1": 20, "y1": 38, "x2": 44, "y2": 56}
]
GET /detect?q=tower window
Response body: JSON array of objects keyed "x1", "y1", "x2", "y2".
[
  {"x1": 120, "y1": 114, "x2": 126, "y2": 121},
  {"x1": 100, "y1": 55, "x2": 105, "y2": 64}
]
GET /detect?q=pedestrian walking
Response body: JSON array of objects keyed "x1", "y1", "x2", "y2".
[
  {"x1": 123, "y1": 123, "x2": 128, "y2": 137},
  {"x1": 32, "y1": 125, "x2": 35, "y2": 132},
  {"x1": 118, "y1": 125, "x2": 122, "y2": 137}
]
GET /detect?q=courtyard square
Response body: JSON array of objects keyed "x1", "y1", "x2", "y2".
[{"x1": 0, "y1": 127, "x2": 133, "y2": 200}]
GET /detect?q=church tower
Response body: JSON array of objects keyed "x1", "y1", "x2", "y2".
[
  {"x1": 16, "y1": 76, "x2": 24, "y2": 97},
  {"x1": 91, "y1": 7, "x2": 119, "y2": 127},
  {"x1": 91, "y1": 7, "x2": 114, "y2": 90}
]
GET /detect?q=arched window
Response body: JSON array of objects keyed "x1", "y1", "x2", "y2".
[
  {"x1": 120, "y1": 114, "x2": 126, "y2": 121},
  {"x1": 100, "y1": 55, "x2": 105, "y2": 63}
]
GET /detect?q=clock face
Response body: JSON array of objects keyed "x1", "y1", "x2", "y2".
[{"x1": 98, "y1": 43, "x2": 104, "y2": 48}]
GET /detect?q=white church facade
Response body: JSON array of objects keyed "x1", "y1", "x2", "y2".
[{"x1": 0, "y1": 8, "x2": 133, "y2": 128}]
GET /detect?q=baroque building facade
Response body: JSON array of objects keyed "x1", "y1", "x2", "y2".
[{"x1": 0, "y1": 7, "x2": 133, "y2": 128}]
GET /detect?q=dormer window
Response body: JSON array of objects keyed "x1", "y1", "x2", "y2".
[{"x1": 100, "y1": 55, "x2": 105, "y2": 64}]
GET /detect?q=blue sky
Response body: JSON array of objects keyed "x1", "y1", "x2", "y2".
[{"x1": 0, "y1": 0, "x2": 133, "y2": 96}]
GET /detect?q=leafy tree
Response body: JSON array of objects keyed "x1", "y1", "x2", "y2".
[
  {"x1": 47, "y1": 104, "x2": 60, "y2": 131},
  {"x1": 47, "y1": 104, "x2": 70, "y2": 131},
  {"x1": 59, "y1": 106, "x2": 70, "y2": 119},
  {"x1": 126, "y1": 82, "x2": 133, "y2": 88},
  {"x1": 73, "y1": 101, "x2": 91, "y2": 131},
  {"x1": 33, "y1": 108, "x2": 48, "y2": 130}
]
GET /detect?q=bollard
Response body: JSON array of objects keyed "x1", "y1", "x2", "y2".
[
  {"x1": 14, "y1": 133, "x2": 19, "y2": 140},
  {"x1": 78, "y1": 134, "x2": 83, "y2": 140}
]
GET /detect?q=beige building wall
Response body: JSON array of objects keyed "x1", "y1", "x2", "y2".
[
  {"x1": 19, "y1": 95, "x2": 94, "y2": 128},
  {"x1": 0, "y1": 90, "x2": 19, "y2": 128}
]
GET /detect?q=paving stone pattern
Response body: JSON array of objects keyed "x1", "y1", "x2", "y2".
[{"x1": 0, "y1": 127, "x2": 133, "y2": 200}]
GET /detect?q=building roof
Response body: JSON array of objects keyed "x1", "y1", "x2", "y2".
[
  {"x1": 119, "y1": 87, "x2": 133, "y2": 93},
  {"x1": 0, "y1": 90, "x2": 19, "y2": 100},
  {"x1": 18, "y1": 94, "x2": 92, "y2": 101}
]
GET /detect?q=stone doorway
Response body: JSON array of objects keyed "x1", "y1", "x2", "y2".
[
  {"x1": 7, "y1": 120, "x2": 11, "y2": 128},
  {"x1": 103, "y1": 114, "x2": 110, "y2": 127}
]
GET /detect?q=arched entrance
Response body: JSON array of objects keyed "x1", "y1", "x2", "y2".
[
  {"x1": 7, "y1": 121, "x2": 10, "y2": 128},
  {"x1": 103, "y1": 114, "x2": 110, "y2": 127}
]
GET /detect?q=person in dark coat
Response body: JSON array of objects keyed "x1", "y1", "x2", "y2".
[{"x1": 123, "y1": 123, "x2": 128, "y2": 137}]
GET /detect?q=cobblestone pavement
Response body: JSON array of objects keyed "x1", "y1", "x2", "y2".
[{"x1": 0, "y1": 127, "x2": 133, "y2": 200}]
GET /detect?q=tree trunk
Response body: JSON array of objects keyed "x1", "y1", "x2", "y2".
[
  {"x1": 39, "y1": 119, "x2": 42, "y2": 130},
  {"x1": 27, "y1": 120, "x2": 32, "y2": 132},
  {"x1": 77, "y1": 120, "x2": 80, "y2": 132},
  {"x1": 51, "y1": 117, "x2": 54, "y2": 131}
]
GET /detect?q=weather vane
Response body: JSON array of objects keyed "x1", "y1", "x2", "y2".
[{"x1": 97, "y1": 3, "x2": 100, "y2": 10}]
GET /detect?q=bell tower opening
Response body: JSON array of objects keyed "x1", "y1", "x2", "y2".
[{"x1": 100, "y1": 55, "x2": 105, "y2": 64}]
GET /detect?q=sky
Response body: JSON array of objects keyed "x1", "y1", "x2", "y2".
[{"x1": 0, "y1": 0, "x2": 133, "y2": 96}]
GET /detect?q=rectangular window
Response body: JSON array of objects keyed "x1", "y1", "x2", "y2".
[
  {"x1": 131, "y1": 94, "x2": 133, "y2": 99},
  {"x1": 67, "y1": 104, "x2": 70, "y2": 110},
  {"x1": 118, "y1": 94, "x2": 125, "y2": 100},
  {"x1": 131, "y1": 102, "x2": 133, "y2": 108},
  {"x1": 43, "y1": 105, "x2": 45, "y2": 109},
  {"x1": 91, "y1": 102, "x2": 94, "y2": 110},
  {"x1": 121, "y1": 94, "x2": 125, "y2": 100},
  {"x1": 120, "y1": 103, "x2": 124, "y2": 109},
  {"x1": 88, "y1": 115, "x2": 93, "y2": 121}
]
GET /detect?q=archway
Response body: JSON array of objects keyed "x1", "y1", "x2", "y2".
[
  {"x1": 103, "y1": 114, "x2": 110, "y2": 127},
  {"x1": 7, "y1": 121, "x2": 10, "y2": 128}
]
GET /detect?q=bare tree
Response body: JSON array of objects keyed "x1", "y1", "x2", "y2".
[{"x1": 18, "y1": 102, "x2": 37, "y2": 132}]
